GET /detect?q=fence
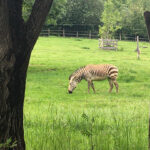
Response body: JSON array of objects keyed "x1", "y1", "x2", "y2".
[
  {"x1": 40, "y1": 29, "x2": 149, "y2": 41},
  {"x1": 40, "y1": 29, "x2": 99, "y2": 39}
]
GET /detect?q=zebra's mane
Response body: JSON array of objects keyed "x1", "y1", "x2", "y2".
[{"x1": 69, "y1": 66, "x2": 85, "y2": 80}]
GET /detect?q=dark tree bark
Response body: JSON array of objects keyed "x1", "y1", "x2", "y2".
[
  {"x1": 144, "y1": 11, "x2": 150, "y2": 40},
  {"x1": 149, "y1": 111, "x2": 150, "y2": 150},
  {"x1": 144, "y1": 11, "x2": 150, "y2": 150},
  {"x1": 0, "y1": 0, "x2": 53, "y2": 150}
]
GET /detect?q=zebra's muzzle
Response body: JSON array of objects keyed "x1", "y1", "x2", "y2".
[{"x1": 68, "y1": 90, "x2": 72, "y2": 94}]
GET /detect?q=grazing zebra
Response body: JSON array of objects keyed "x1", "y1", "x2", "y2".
[{"x1": 68, "y1": 64, "x2": 119, "y2": 94}]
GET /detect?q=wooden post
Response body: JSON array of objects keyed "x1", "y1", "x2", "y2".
[
  {"x1": 76, "y1": 31, "x2": 78, "y2": 38},
  {"x1": 63, "y1": 29, "x2": 65, "y2": 37},
  {"x1": 101, "y1": 38, "x2": 103, "y2": 48},
  {"x1": 115, "y1": 40, "x2": 118, "y2": 51},
  {"x1": 136, "y1": 36, "x2": 140, "y2": 59},
  {"x1": 89, "y1": 31, "x2": 91, "y2": 39},
  {"x1": 48, "y1": 29, "x2": 50, "y2": 36},
  {"x1": 120, "y1": 33, "x2": 121, "y2": 41},
  {"x1": 98, "y1": 39, "x2": 100, "y2": 48}
]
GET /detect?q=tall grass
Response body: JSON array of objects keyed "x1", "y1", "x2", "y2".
[{"x1": 24, "y1": 37, "x2": 149, "y2": 150}]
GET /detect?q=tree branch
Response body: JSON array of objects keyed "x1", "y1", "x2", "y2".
[
  {"x1": 7, "y1": 0, "x2": 26, "y2": 54},
  {"x1": 26, "y1": 0, "x2": 53, "y2": 50},
  {"x1": 144, "y1": 11, "x2": 150, "y2": 41},
  {"x1": 0, "y1": 0, "x2": 12, "y2": 60}
]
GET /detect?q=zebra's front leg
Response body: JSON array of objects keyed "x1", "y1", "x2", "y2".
[
  {"x1": 108, "y1": 79, "x2": 113, "y2": 93},
  {"x1": 88, "y1": 81, "x2": 91, "y2": 93},
  {"x1": 91, "y1": 82, "x2": 96, "y2": 93}
]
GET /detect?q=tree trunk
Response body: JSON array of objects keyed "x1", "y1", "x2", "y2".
[
  {"x1": 144, "y1": 11, "x2": 150, "y2": 40},
  {"x1": 144, "y1": 11, "x2": 150, "y2": 150},
  {"x1": 0, "y1": 0, "x2": 53, "y2": 149},
  {"x1": 0, "y1": 40, "x2": 32, "y2": 150}
]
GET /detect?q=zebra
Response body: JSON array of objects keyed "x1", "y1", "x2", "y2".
[{"x1": 68, "y1": 64, "x2": 119, "y2": 94}]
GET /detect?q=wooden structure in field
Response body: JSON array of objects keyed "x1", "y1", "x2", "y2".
[
  {"x1": 99, "y1": 39, "x2": 118, "y2": 50},
  {"x1": 136, "y1": 36, "x2": 140, "y2": 59}
]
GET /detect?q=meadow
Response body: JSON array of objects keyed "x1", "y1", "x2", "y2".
[{"x1": 24, "y1": 37, "x2": 150, "y2": 150}]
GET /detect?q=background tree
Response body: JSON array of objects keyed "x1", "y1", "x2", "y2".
[
  {"x1": 23, "y1": 0, "x2": 104, "y2": 26},
  {"x1": 23, "y1": 0, "x2": 150, "y2": 38},
  {"x1": 45, "y1": 0, "x2": 67, "y2": 25},
  {"x1": 100, "y1": 0, "x2": 150, "y2": 39},
  {"x1": 99, "y1": 0, "x2": 122, "y2": 38},
  {"x1": 63, "y1": 0, "x2": 104, "y2": 25},
  {"x1": 23, "y1": 0, "x2": 67, "y2": 25},
  {"x1": 0, "y1": 0, "x2": 53, "y2": 150},
  {"x1": 120, "y1": 0, "x2": 150, "y2": 38}
]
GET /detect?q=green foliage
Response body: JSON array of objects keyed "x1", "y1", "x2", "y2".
[
  {"x1": 0, "y1": 138, "x2": 17, "y2": 149},
  {"x1": 99, "y1": 0, "x2": 122, "y2": 38},
  {"x1": 99, "y1": 0, "x2": 150, "y2": 38},
  {"x1": 63, "y1": 0, "x2": 104, "y2": 25},
  {"x1": 22, "y1": 0, "x2": 104, "y2": 26},
  {"x1": 23, "y1": 0, "x2": 150, "y2": 37},
  {"x1": 22, "y1": 0, "x2": 67, "y2": 25},
  {"x1": 24, "y1": 37, "x2": 149, "y2": 150},
  {"x1": 45, "y1": 0, "x2": 67, "y2": 25},
  {"x1": 22, "y1": 0, "x2": 34, "y2": 21}
]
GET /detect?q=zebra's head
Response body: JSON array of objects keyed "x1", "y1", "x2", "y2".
[
  {"x1": 68, "y1": 67, "x2": 85, "y2": 94},
  {"x1": 68, "y1": 76, "x2": 78, "y2": 94}
]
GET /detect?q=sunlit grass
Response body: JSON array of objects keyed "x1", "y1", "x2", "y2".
[{"x1": 24, "y1": 37, "x2": 149, "y2": 150}]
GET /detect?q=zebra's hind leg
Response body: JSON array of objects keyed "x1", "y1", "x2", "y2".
[
  {"x1": 91, "y1": 82, "x2": 96, "y2": 93},
  {"x1": 88, "y1": 81, "x2": 91, "y2": 93},
  {"x1": 113, "y1": 80, "x2": 119, "y2": 93},
  {"x1": 108, "y1": 78, "x2": 113, "y2": 93}
]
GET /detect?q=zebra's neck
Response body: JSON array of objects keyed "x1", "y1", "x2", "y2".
[{"x1": 74, "y1": 67, "x2": 85, "y2": 82}]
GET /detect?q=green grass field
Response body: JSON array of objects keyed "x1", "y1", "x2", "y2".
[{"x1": 24, "y1": 37, "x2": 150, "y2": 150}]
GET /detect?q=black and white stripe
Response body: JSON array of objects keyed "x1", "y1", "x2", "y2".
[
  {"x1": 108, "y1": 66, "x2": 118, "y2": 79},
  {"x1": 68, "y1": 64, "x2": 119, "y2": 93}
]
